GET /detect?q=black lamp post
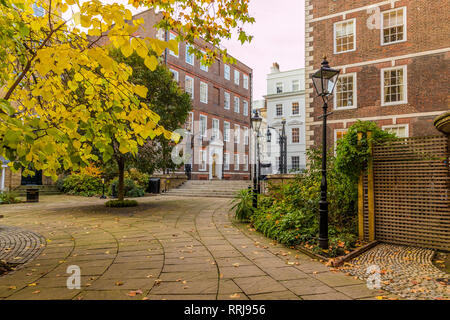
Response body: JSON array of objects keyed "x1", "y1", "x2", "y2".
[
  {"x1": 251, "y1": 109, "x2": 263, "y2": 209},
  {"x1": 266, "y1": 118, "x2": 287, "y2": 174},
  {"x1": 100, "y1": 178, "x2": 107, "y2": 199},
  {"x1": 311, "y1": 57, "x2": 340, "y2": 250}
]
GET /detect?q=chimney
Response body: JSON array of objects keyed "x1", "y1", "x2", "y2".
[{"x1": 270, "y1": 62, "x2": 280, "y2": 73}]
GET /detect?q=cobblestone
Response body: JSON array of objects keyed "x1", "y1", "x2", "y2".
[{"x1": 340, "y1": 243, "x2": 450, "y2": 300}]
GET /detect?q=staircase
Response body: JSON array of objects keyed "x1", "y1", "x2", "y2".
[
  {"x1": 13, "y1": 185, "x2": 62, "y2": 197},
  {"x1": 163, "y1": 180, "x2": 250, "y2": 198}
]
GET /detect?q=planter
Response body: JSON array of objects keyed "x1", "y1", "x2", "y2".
[{"x1": 434, "y1": 111, "x2": 450, "y2": 135}]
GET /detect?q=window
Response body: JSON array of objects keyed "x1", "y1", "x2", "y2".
[
  {"x1": 292, "y1": 80, "x2": 300, "y2": 91},
  {"x1": 199, "y1": 150, "x2": 207, "y2": 171},
  {"x1": 276, "y1": 104, "x2": 283, "y2": 117},
  {"x1": 224, "y1": 92, "x2": 230, "y2": 110},
  {"x1": 382, "y1": 124, "x2": 409, "y2": 138},
  {"x1": 292, "y1": 128, "x2": 300, "y2": 143},
  {"x1": 224, "y1": 122, "x2": 230, "y2": 142},
  {"x1": 243, "y1": 100, "x2": 249, "y2": 116},
  {"x1": 234, "y1": 70, "x2": 240, "y2": 85},
  {"x1": 234, "y1": 124, "x2": 240, "y2": 143},
  {"x1": 156, "y1": 29, "x2": 165, "y2": 41},
  {"x1": 224, "y1": 153, "x2": 230, "y2": 170},
  {"x1": 382, "y1": 66, "x2": 407, "y2": 106},
  {"x1": 234, "y1": 96, "x2": 240, "y2": 113},
  {"x1": 169, "y1": 32, "x2": 178, "y2": 57},
  {"x1": 185, "y1": 44, "x2": 194, "y2": 65},
  {"x1": 200, "y1": 50, "x2": 208, "y2": 72},
  {"x1": 169, "y1": 69, "x2": 179, "y2": 82},
  {"x1": 224, "y1": 65, "x2": 230, "y2": 80},
  {"x1": 276, "y1": 82, "x2": 283, "y2": 93},
  {"x1": 335, "y1": 73, "x2": 356, "y2": 109},
  {"x1": 334, "y1": 19, "x2": 356, "y2": 54},
  {"x1": 243, "y1": 154, "x2": 248, "y2": 171},
  {"x1": 200, "y1": 81, "x2": 208, "y2": 104},
  {"x1": 291, "y1": 156, "x2": 300, "y2": 171},
  {"x1": 199, "y1": 115, "x2": 207, "y2": 137},
  {"x1": 212, "y1": 118, "x2": 219, "y2": 141},
  {"x1": 382, "y1": 7, "x2": 406, "y2": 45},
  {"x1": 234, "y1": 154, "x2": 239, "y2": 171},
  {"x1": 243, "y1": 74, "x2": 249, "y2": 89},
  {"x1": 334, "y1": 129, "x2": 348, "y2": 145},
  {"x1": 244, "y1": 127, "x2": 249, "y2": 145},
  {"x1": 292, "y1": 102, "x2": 299, "y2": 115},
  {"x1": 185, "y1": 112, "x2": 194, "y2": 133},
  {"x1": 185, "y1": 76, "x2": 194, "y2": 99}
]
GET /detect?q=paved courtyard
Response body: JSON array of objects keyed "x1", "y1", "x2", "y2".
[{"x1": 0, "y1": 195, "x2": 396, "y2": 300}]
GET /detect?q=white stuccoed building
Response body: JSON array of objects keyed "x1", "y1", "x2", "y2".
[{"x1": 264, "y1": 63, "x2": 306, "y2": 173}]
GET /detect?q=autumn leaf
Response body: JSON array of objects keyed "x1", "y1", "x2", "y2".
[
  {"x1": 230, "y1": 293, "x2": 241, "y2": 299},
  {"x1": 32, "y1": 290, "x2": 40, "y2": 294},
  {"x1": 115, "y1": 281, "x2": 124, "y2": 286}
]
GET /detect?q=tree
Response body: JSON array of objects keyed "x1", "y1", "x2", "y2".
[{"x1": 0, "y1": 0, "x2": 253, "y2": 185}]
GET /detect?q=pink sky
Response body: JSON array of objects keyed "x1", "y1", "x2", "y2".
[{"x1": 222, "y1": 0, "x2": 306, "y2": 101}]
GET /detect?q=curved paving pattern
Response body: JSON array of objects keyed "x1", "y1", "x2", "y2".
[
  {"x1": 340, "y1": 244, "x2": 450, "y2": 300},
  {"x1": 0, "y1": 195, "x2": 397, "y2": 300}
]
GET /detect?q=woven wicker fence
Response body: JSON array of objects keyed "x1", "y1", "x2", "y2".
[{"x1": 360, "y1": 135, "x2": 450, "y2": 251}]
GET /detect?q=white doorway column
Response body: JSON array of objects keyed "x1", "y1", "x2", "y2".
[{"x1": 0, "y1": 166, "x2": 6, "y2": 191}]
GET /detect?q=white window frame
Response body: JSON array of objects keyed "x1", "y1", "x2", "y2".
[
  {"x1": 156, "y1": 29, "x2": 165, "y2": 41},
  {"x1": 275, "y1": 104, "x2": 283, "y2": 117},
  {"x1": 224, "y1": 152, "x2": 230, "y2": 171},
  {"x1": 169, "y1": 32, "x2": 178, "y2": 57},
  {"x1": 199, "y1": 150, "x2": 207, "y2": 171},
  {"x1": 333, "y1": 18, "x2": 356, "y2": 54},
  {"x1": 169, "y1": 68, "x2": 179, "y2": 82},
  {"x1": 212, "y1": 118, "x2": 219, "y2": 141},
  {"x1": 199, "y1": 50, "x2": 208, "y2": 72},
  {"x1": 291, "y1": 102, "x2": 300, "y2": 116},
  {"x1": 234, "y1": 124, "x2": 240, "y2": 144},
  {"x1": 292, "y1": 80, "x2": 300, "y2": 92},
  {"x1": 276, "y1": 82, "x2": 283, "y2": 94},
  {"x1": 224, "y1": 92, "x2": 230, "y2": 110},
  {"x1": 291, "y1": 127, "x2": 300, "y2": 144},
  {"x1": 185, "y1": 75, "x2": 194, "y2": 99},
  {"x1": 185, "y1": 111, "x2": 194, "y2": 133},
  {"x1": 199, "y1": 114, "x2": 207, "y2": 138},
  {"x1": 244, "y1": 127, "x2": 249, "y2": 145},
  {"x1": 224, "y1": 121, "x2": 230, "y2": 142},
  {"x1": 243, "y1": 154, "x2": 248, "y2": 171},
  {"x1": 243, "y1": 100, "x2": 248, "y2": 116},
  {"x1": 291, "y1": 156, "x2": 300, "y2": 171},
  {"x1": 381, "y1": 7, "x2": 407, "y2": 46},
  {"x1": 234, "y1": 96, "x2": 240, "y2": 114},
  {"x1": 234, "y1": 69, "x2": 240, "y2": 85},
  {"x1": 234, "y1": 153, "x2": 239, "y2": 171},
  {"x1": 185, "y1": 44, "x2": 194, "y2": 65},
  {"x1": 200, "y1": 81, "x2": 208, "y2": 104},
  {"x1": 381, "y1": 65, "x2": 407, "y2": 106},
  {"x1": 334, "y1": 129, "x2": 348, "y2": 154},
  {"x1": 243, "y1": 74, "x2": 249, "y2": 89},
  {"x1": 333, "y1": 72, "x2": 357, "y2": 110},
  {"x1": 224, "y1": 64, "x2": 230, "y2": 80},
  {"x1": 382, "y1": 124, "x2": 409, "y2": 138}
]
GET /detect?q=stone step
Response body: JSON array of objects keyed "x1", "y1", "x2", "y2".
[
  {"x1": 162, "y1": 192, "x2": 235, "y2": 198},
  {"x1": 13, "y1": 185, "x2": 62, "y2": 196}
]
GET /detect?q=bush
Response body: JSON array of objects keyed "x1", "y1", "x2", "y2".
[
  {"x1": 125, "y1": 168, "x2": 149, "y2": 190},
  {"x1": 0, "y1": 191, "x2": 20, "y2": 204},
  {"x1": 231, "y1": 189, "x2": 254, "y2": 222},
  {"x1": 60, "y1": 173, "x2": 103, "y2": 197},
  {"x1": 109, "y1": 178, "x2": 145, "y2": 198},
  {"x1": 105, "y1": 199, "x2": 138, "y2": 207}
]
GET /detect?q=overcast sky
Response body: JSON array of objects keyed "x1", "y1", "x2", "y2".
[{"x1": 222, "y1": 0, "x2": 306, "y2": 101}]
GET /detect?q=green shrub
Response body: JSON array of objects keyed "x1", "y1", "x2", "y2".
[
  {"x1": 0, "y1": 191, "x2": 20, "y2": 204},
  {"x1": 109, "y1": 178, "x2": 145, "y2": 198},
  {"x1": 60, "y1": 174, "x2": 103, "y2": 197},
  {"x1": 105, "y1": 199, "x2": 138, "y2": 207},
  {"x1": 231, "y1": 189, "x2": 254, "y2": 222},
  {"x1": 125, "y1": 169, "x2": 149, "y2": 190}
]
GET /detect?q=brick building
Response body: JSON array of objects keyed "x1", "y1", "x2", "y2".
[
  {"x1": 304, "y1": 0, "x2": 450, "y2": 148},
  {"x1": 104, "y1": 10, "x2": 252, "y2": 180}
]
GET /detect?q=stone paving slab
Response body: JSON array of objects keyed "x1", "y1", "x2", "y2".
[{"x1": 0, "y1": 195, "x2": 398, "y2": 300}]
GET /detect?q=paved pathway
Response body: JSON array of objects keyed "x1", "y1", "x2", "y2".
[{"x1": 0, "y1": 195, "x2": 396, "y2": 300}]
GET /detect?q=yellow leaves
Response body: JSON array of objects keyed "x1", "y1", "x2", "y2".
[
  {"x1": 168, "y1": 39, "x2": 179, "y2": 56},
  {"x1": 119, "y1": 143, "x2": 130, "y2": 154},
  {"x1": 127, "y1": 289, "x2": 143, "y2": 297},
  {"x1": 133, "y1": 85, "x2": 148, "y2": 98},
  {"x1": 65, "y1": 0, "x2": 76, "y2": 5},
  {"x1": 121, "y1": 43, "x2": 133, "y2": 58},
  {"x1": 80, "y1": 15, "x2": 92, "y2": 28},
  {"x1": 144, "y1": 55, "x2": 158, "y2": 71}
]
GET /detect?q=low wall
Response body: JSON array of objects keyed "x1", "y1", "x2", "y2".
[
  {"x1": 261, "y1": 174, "x2": 297, "y2": 194},
  {"x1": 150, "y1": 173, "x2": 187, "y2": 193}
]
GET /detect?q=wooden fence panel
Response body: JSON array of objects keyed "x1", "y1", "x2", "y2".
[{"x1": 368, "y1": 135, "x2": 450, "y2": 251}]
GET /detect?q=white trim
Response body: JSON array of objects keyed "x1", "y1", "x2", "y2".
[
  {"x1": 200, "y1": 81, "x2": 208, "y2": 104},
  {"x1": 381, "y1": 65, "x2": 407, "y2": 106},
  {"x1": 223, "y1": 152, "x2": 230, "y2": 171},
  {"x1": 224, "y1": 91, "x2": 231, "y2": 110},
  {"x1": 0, "y1": 166, "x2": 6, "y2": 192},
  {"x1": 382, "y1": 124, "x2": 409, "y2": 137},
  {"x1": 199, "y1": 114, "x2": 207, "y2": 138},
  {"x1": 243, "y1": 100, "x2": 249, "y2": 116},
  {"x1": 224, "y1": 121, "x2": 230, "y2": 142},
  {"x1": 244, "y1": 127, "x2": 249, "y2": 145},
  {"x1": 185, "y1": 44, "x2": 194, "y2": 66},
  {"x1": 224, "y1": 64, "x2": 231, "y2": 80},
  {"x1": 243, "y1": 154, "x2": 248, "y2": 171},
  {"x1": 380, "y1": 6, "x2": 407, "y2": 46},
  {"x1": 234, "y1": 69, "x2": 240, "y2": 85},
  {"x1": 334, "y1": 72, "x2": 358, "y2": 110},
  {"x1": 212, "y1": 118, "x2": 220, "y2": 141},
  {"x1": 234, "y1": 153, "x2": 240, "y2": 171},
  {"x1": 234, "y1": 96, "x2": 240, "y2": 114},
  {"x1": 243, "y1": 74, "x2": 249, "y2": 89},
  {"x1": 169, "y1": 32, "x2": 179, "y2": 57},
  {"x1": 169, "y1": 68, "x2": 179, "y2": 82},
  {"x1": 333, "y1": 18, "x2": 356, "y2": 55},
  {"x1": 185, "y1": 75, "x2": 194, "y2": 99},
  {"x1": 199, "y1": 50, "x2": 208, "y2": 72},
  {"x1": 291, "y1": 127, "x2": 300, "y2": 144},
  {"x1": 234, "y1": 124, "x2": 240, "y2": 144},
  {"x1": 199, "y1": 149, "x2": 207, "y2": 171}
]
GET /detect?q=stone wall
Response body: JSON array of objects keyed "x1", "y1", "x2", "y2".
[
  {"x1": 261, "y1": 174, "x2": 297, "y2": 195},
  {"x1": 150, "y1": 173, "x2": 188, "y2": 193}
]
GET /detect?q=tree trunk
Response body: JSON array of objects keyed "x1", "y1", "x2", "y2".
[{"x1": 117, "y1": 157, "x2": 125, "y2": 201}]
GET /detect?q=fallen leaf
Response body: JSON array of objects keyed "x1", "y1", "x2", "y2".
[
  {"x1": 230, "y1": 293, "x2": 241, "y2": 299},
  {"x1": 28, "y1": 283, "x2": 38, "y2": 287},
  {"x1": 232, "y1": 263, "x2": 240, "y2": 267},
  {"x1": 8, "y1": 286, "x2": 16, "y2": 290},
  {"x1": 32, "y1": 290, "x2": 40, "y2": 294},
  {"x1": 115, "y1": 281, "x2": 124, "y2": 286}
]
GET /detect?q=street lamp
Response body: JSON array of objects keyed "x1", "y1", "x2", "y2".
[
  {"x1": 311, "y1": 57, "x2": 340, "y2": 250},
  {"x1": 266, "y1": 118, "x2": 287, "y2": 174},
  {"x1": 251, "y1": 109, "x2": 263, "y2": 209}
]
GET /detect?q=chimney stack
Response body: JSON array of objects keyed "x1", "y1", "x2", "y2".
[{"x1": 270, "y1": 62, "x2": 280, "y2": 73}]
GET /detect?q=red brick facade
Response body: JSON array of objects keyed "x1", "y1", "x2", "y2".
[{"x1": 305, "y1": 0, "x2": 450, "y2": 148}]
